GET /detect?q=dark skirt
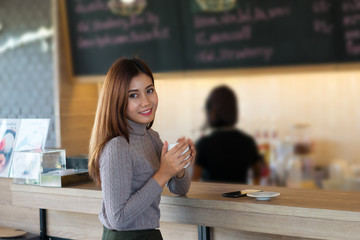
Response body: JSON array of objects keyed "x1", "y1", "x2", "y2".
[{"x1": 102, "y1": 226, "x2": 163, "y2": 240}]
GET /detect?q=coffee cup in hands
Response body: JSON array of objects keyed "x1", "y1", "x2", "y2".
[{"x1": 168, "y1": 143, "x2": 191, "y2": 169}]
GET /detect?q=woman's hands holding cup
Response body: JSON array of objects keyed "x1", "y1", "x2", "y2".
[{"x1": 153, "y1": 138, "x2": 196, "y2": 188}]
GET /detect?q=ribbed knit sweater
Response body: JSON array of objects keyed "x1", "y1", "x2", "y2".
[{"x1": 99, "y1": 120, "x2": 191, "y2": 231}]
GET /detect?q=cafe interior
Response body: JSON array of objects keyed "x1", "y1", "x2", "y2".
[{"x1": 1, "y1": 0, "x2": 360, "y2": 239}]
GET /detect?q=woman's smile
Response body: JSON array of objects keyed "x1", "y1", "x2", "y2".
[{"x1": 139, "y1": 108, "x2": 152, "y2": 116}]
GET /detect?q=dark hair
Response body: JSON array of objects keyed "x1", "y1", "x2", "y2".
[
  {"x1": 206, "y1": 85, "x2": 238, "y2": 128},
  {"x1": 88, "y1": 57, "x2": 154, "y2": 185}
]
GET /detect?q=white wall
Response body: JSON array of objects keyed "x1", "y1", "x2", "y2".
[{"x1": 153, "y1": 64, "x2": 360, "y2": 166}]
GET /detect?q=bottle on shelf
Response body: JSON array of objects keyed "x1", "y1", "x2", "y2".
[{"x1": 285, "y1": 123, "x2": 314, "y2": 188}]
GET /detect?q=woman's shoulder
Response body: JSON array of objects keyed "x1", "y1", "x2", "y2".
[
  {"x1": 100, "y1": 136, "x2": 133, "y2": 166},
  {"x1": 101, "y1": 136, "x2": 131, "y2": 160},
  {"x1": 103, "y1": 136, "x2": 130, "y2": 152}
]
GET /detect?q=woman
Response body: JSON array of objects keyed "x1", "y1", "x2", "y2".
[
  {"x1": 88, "y1": 57, "x2": 196, "y2": 240},
  {"x1": 192, "y1": 85, "x2": 260, "y2": 184}
]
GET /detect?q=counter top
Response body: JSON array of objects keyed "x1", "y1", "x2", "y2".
[{"x1": 11, "y1": 182, "x2": 360, "y2": 240}]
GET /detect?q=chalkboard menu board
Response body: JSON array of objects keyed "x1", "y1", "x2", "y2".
[
  {"x1": 65, "y1": 0, "x2": 360, "y2": 75},
  {"x1": 65, "y1": 0, "x2": 184, "y2": 75}
]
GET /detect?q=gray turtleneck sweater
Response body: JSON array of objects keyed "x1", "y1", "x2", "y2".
[{"x1": 99, "y1": 120, "x2": 191, "y2": 231}]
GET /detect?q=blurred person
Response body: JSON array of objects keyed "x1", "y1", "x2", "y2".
[
  {"x1": 88, "y1": 57, "x2": 196, "y2": 240},
  {"x1": 192, "y1": 85, "x2": 261, "y2": 184}
]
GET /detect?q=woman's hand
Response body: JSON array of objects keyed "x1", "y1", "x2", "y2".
[
  {"x1": 176, "y1": 138, "x2": 197, "y2": 178},
  {"x1": 188, "y1": 138, "x2": 196, "y2": 167},
  {"x1": 153, "y1": 138, "x2": 195, "y2": 187}
]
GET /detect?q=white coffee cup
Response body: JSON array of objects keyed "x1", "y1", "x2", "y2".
[{"x1": 168, "y1": 142, "x2": 191, "y2": 169}]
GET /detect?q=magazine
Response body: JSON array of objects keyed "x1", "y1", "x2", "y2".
[
  {"x1": 0, "y1": 119, "x2": 20, "y2": 178},
  {"x1": 10, "y1": 119, "x2": 50, "y2": 179},
  {"x1": 0, "y1": 118, "x2": 50, "y2": 178},
  {"x1": 14, "y1": 119, "x2": 50, "y2": 151},
  {"x1": 11, "y1": 150, "x2": 42, "y2": 181}
]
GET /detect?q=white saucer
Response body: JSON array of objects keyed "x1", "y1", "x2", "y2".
[{"x1": 247, "y1": 191, "x2": 280, "y2": 200}]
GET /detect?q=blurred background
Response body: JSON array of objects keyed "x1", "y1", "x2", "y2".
[{"x1": 1, "y1": 0, "x2": 360, "y2": 192}]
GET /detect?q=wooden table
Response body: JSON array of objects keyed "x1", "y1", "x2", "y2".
[{"x1": 11, "y1": 182, "x2": 360, "y2": 240}]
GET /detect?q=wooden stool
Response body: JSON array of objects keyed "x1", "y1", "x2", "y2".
[{"x1": 0, "y1": 227, "x2": 39, "y2": 239}]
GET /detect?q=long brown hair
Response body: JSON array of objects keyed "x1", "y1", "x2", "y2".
[{"x1": 88, "y1": 57, "x2": 154, "y2": 185}]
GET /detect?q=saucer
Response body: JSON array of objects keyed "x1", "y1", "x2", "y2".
[{"x1": 247, "y1": 191, "x2": 280, "y2": 200}]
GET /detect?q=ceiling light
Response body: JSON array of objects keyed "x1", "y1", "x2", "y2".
[
  {"x1": 196, "y1": 0, "x2": 237, "y2": 12},
  {"x1": 108, "y1": 0, "x2": 147, "y2": 16}
]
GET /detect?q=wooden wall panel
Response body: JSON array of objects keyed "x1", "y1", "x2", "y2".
[{"x1": 58, "y1": 0, "x2": 99, "y2": 156}]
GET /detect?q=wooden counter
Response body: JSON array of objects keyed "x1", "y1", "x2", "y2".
[{"x1": 11, "y1": 182, "x2": 360, "y2": 240}]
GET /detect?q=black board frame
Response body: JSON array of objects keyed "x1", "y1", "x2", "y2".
[{"x1": 61, "y1": 0, "x2": 360, "y2": 81}]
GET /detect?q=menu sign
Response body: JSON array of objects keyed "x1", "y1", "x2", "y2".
[
  {"x1": 66, "y1": 0, "x2": 183, "y2": 75},
  {"x1": 342, "y1": 0, "x2": 360, "y2": 57},
  {"x1": 65, "y1": 0, "x2": 360, "y2": 75},
  {"x1": 180, "y1": 0, "x2": 344, "y2": 70}
]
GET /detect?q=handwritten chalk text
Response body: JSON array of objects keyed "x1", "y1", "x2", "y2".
[
  {"x1": 196, "y1": 47, "x2": 273, "y2": 63},
  {"x1": 343, "y1": 14, "x2": 360, "y2": 26},
  {"x1": 345, "y1": 30, "x2": 360, "y2": 40},
  {"x1": 312, "y1": 0, "x2": 333, "y2": 35},
  {"x1": 343, "y1": 0, "x2": 360, "y2": 12},
  {"x1": 194, "y1": 6, "x2": 291, "y2": 29},
  {"x1": 345, "y1": 29, "x2": 360, "y2": 55},
  {"x1": 313, "y1": 0, "x2": 331, "y2": 13},
  {"x1": 195, "y1": 25, "x2": 251, "y2": 46},
  {"x1": 77, "y1": 27, "x2": 170, "y2": 49},
  {"x1": 77, "y1": 12, "x2": 160, "y2": 33},
  {"x1": 314, "y1": 20, "x2": 333, "y2": 34},
  {"x1": 347, "y1": 40, "x2": 360, "y2": 55},
  {"x1": 75, "y1": 0, "x2": 108, "y2": 14}
]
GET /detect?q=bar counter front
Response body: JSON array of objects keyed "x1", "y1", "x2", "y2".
[{"x1": 10, "y1": 181, "x2": 360, "y2": 240}]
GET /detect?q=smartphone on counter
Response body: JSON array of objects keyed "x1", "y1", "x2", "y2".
[{"x1": 222, "y1": 189, "x2": 262, "y2": 198}]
